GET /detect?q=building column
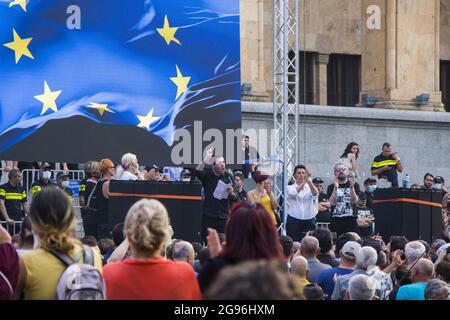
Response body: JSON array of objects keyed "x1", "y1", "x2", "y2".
[
  {"x1": 361, "y1": 0, "x2": 444, "y2": 111},
  {"x1": 316, "y1": 53, "x2": 329, "y2": 106}
]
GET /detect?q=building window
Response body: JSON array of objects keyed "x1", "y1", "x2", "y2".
[
  {"x1": 288, "y1": 51, "x2": 315, "y2": 104},
  {"x1": 440, "y1": 60, "x2": 450, "y2": 112},
  {"x1": 327, "y1": 54, "x2": 361, "y2": 107}
]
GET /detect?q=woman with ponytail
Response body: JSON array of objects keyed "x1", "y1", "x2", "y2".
[
  {"x1": 103, "y1": 199, "x2": 201, "y2": 300},
  {"x1": 15, "y1": 187, "x2": 103, "y2": 300}
]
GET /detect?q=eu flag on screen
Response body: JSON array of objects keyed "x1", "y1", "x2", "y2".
[{"x1": 0, "y1": 0, "x2": 241, "y2": 164}]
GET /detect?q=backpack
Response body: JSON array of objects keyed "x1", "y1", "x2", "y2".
[{"x1": 51, "y1": 245, "x2": 106, "y2": 300}]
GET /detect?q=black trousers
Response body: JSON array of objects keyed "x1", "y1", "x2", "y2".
[
  {"x1": 286, "y1": 215, "x2": 316, "y2": 242},
  {"x1": 330, "y1": 217, "x2": 359, "y2": 238},
  {"x1": 201, "y1": 215, "x2": 228, "y2": 245}
]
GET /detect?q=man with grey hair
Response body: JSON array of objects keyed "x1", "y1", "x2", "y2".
[
  {"x1": 290, "y1": 256, "x2": 310, "y2": 294},
  {"x1": 396, "y1": 258, "x2": 434, "y2": 300},
  {"x1": 300, "y1": 236, "x2": 331, "y2": 284},
  {"x1": 424, "y1": 279, "x2": 449, "y2": 300},
  {"x1": 405, "y1": 241, "x2": 426, "y2": 267},
  {"x1": 172, "y1": 241, "x2": 195, "y2": 267},
  {"x1": 346, "y1": 274, "x2": 376, "y2": 300},
  {"x1": 332, "y1": 246, "x2": 392, "y2": 300}
]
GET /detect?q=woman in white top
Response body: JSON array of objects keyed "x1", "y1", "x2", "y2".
[
  {"x1": 286, "y1": 165, "x2": 319, "y2": 242},
  {"x1": 339, "y1": 142, "x2": 360, "y2": 179},
  {"x1": 116, "y1": 153, "x2": 141, "y2": 181}
]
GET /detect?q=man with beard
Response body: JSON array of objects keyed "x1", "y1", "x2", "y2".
[
  {"x1": 193, "y1": 148, "x2": 236, "y2": 243},
  {"x1": 327, "y1": 163, "x2": 360, "y2": 237}
]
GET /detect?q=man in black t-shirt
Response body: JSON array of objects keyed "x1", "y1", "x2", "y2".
[
  {"x1": 241, "y1": 135, "x2": 260, "y2": 179},
  {"x1": 193, "y1": 148, "x2": 236, "y2": 243},
  {"x1": 356, "y1": 192, "x2": 375, "y2": 238},
  {"x1": 327, "y1": 163, "x2": 360, "y2": 237},
  {"x1": 313, "y1": 177, "x2": 331, "y2": 223},
  {"x1": 0, "y1": 169, "x2": 28, "y2": 235},
  {"x1": 363, "y1": 177, "x2": 377, "y2": 210},
  {"x1": 371, "y1": 142, "x2": 404, "y2": 188}
]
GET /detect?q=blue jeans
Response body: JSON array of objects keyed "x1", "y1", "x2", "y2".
[{"x1": 286, "y1": 215, "x2": 316, "y2": 242}]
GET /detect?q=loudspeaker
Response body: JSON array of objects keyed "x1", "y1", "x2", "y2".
[
  {"x1": 108, "y1": 181, "x2": 202, "y2": 243},
  {"x1": 374, "y1": 188, "x2": 443, "y2": 243}
]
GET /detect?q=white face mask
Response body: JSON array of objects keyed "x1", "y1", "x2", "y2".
[
  {"x1": 42, "y1": 171, "x2": 51, "y2": 180},
  {"x1": 432, "y1": 184, "x2": 442, "y2": 190},
  {"x1": 182, "y1": 178, "x2": 191, "y2": 182},
  {"x1": 61, "y1": 180, "x2": 69, "y2": 188}
]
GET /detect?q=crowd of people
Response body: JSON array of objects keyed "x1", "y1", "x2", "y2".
[{"x1": 0, "y1": 138, "x2": 449, "y2": 300}]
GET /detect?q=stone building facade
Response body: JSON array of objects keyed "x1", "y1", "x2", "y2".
[{"x1": 239, "y1": 0, "x2": 450, "y2": 185}]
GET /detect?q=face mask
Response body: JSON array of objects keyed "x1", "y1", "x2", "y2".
[
  {"x1": 182, "y1": 178, "x2": 191, "y2": 182},
  {"x1": 368, "y1": 185, "x2": 377, "y2": 193},
  {"x1": 432, "y1": 184, "x2": 442, "y2": 190},
  {"x1": 61, "y1": 180, "x2": 69, "y2": 188},
  {"x1": 42, "y1": 171, "x2": 51, "y2": 180}
]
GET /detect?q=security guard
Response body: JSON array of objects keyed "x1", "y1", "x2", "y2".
[
  {"x1": 56, "y1": 171, "x2": 73, "y2": 200},
  {"x1": 371, "y1": 142, "x2": 404, "y2": 188},
  {"x1": 0, "y1": 168, "x2": 28, "y2": 235},
  {"x1": 30, "y1": 162, "x2": 55, "y2": 196}
]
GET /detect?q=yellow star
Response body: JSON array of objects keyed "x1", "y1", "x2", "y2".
[
  {"x1": 87, "y1": 103, "x2": 114, "y2": 117},
  {"x1": 170, "y1": 65, "x2": 191, "y2": 100},
  {"x1": 157, "y1": 15, "x2": 181, "y2": 46},
  {"x1": 137, "y1": 108, "x2": 160, "y2": 131},
  {"x1": 34, "y1": 81, "x2": 62, "y2": 115},
  {"x1": 3, "y1": 29, "x2": 34, "y2": 64},
  {"x1": 8, "y1": 0, "x2": 27, "y2": 12}
]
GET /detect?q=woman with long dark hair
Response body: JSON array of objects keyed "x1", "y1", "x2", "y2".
[
  {"x1": 339, "y1": 142, "x2": 360, "y2": 179},
  {"x1": 197, "y1": 201, "x2": 284, "y2": 293}
]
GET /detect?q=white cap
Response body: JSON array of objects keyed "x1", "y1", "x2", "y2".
[{"x1": 341, "y1": 241, "x2": 362, "y2": 260}]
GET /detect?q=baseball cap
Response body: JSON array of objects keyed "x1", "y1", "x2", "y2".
[
  {"x1": 40, "y1": 162, "x2": 52, "y2": 170},
  {"x1": 56, "y1": 171, "x2": 69, "y2": 180},
  {"x1": 180, "y1": 169, "x2": 192, "y2": 177},
  {"x1": 434, "y1": 176, "x2": 445, "y2": 184},
  {"x1": 341, "y1": 241, "x2": 361, "y2": 259},
  {"x1": 364, "y1": 177, "x2": 377, "y2": 185},
  {"x1": 312, "y1": 177, "x2": 324, "y2": 184}
]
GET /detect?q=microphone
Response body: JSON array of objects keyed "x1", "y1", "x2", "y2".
[{"x1": 226, "y1": 169, "x2": 235, "y2": 187}]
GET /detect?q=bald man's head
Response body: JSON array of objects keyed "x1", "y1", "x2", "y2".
[
  {"x1": 412, "y1": 258, "x2": 435, "y2": 282},
  {"x1": 291, "y1": 256, "x2": 309, "y2": 278},
  {"x1": 172, "y1": 241, "x2": 195, "y2": 265},
  {"x1": 301, "y1": 236, "x2": 320, "y2": 258}
]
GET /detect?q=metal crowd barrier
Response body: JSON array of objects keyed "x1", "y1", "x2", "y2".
[
  {"x1": 19, "y1": 169, "x2": 86, "y2": 238},
  {"x1": 0, "y1": 221, "x2": 23, "y2": 237}
]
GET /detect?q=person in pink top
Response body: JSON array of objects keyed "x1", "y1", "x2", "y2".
[{"x1": 103, "y1": 199, "x2": 201, "y2": 300}]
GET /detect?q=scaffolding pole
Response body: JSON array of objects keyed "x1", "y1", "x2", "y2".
[{"x1": 273, "y1": 0, "x2": 299, "y2": 234}]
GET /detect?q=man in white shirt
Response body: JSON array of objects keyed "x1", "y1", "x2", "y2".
[{"x1": 286, "y1": 165, "x2": 319, "y2": 242}]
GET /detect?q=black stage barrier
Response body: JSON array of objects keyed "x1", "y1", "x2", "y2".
[
  {"x1": 109, "y1": 181, "x2": 202, "y2": 243},
  {"x1": 373, "y1": 188, "x2": 443, "y2": 243}
]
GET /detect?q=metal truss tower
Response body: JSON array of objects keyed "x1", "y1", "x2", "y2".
[{"x1": 273, "y1": 0, "x2": 299, "y2": 232}]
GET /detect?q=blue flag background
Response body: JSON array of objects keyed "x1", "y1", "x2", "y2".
[{"x1": 0, "y1": 0, "x2": 241, "y2": 164}]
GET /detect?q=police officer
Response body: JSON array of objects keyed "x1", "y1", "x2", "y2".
[
  {"x1": 30, "y1": 162, "x2": 55, "y2": 196},
  {"x1": 56, "y1": 171, "x2": 73, "y2": 200},
  {"x1": 0, "y1": 169, "x2": 28, "y2": 235}
]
